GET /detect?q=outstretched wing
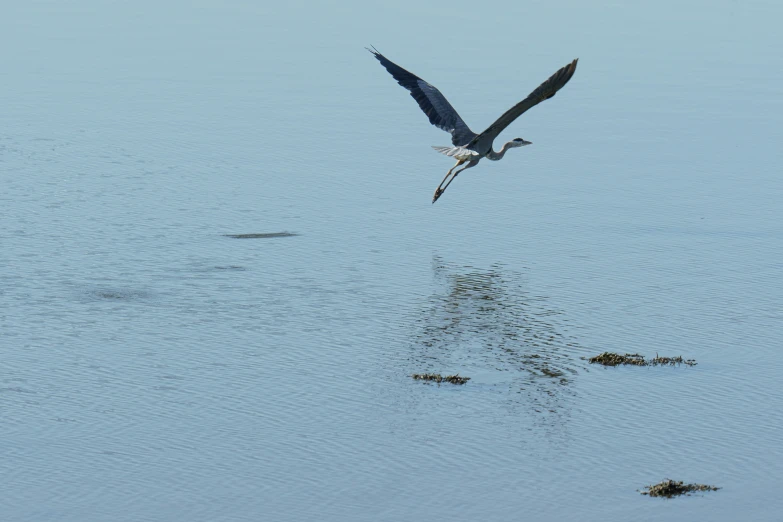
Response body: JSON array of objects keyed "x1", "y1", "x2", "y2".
[
  {"x1": 470, "y1": 59, "x2": 578, "y2": 146},
  {"x1": 368, "y1": 47, "x2": 477, "y2": 147}
]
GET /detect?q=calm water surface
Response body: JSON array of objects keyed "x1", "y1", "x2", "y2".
[{"x1": 2, "y1": 1, "x2": 782, "y2": 520}]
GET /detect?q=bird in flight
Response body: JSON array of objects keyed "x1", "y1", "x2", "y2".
[{"x1": 368, "y1": 47, "x2": 578, "y2": 203}]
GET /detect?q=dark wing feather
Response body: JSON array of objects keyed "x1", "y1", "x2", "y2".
[
  {"x1": 368, "y1": 47, "x2": 476, "y2": 147},
  {"x1": 471, "y1": 59, "x2": 578, "y2": 146}
]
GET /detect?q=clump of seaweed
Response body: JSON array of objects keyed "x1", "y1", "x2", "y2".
[
  {"x1": 586, "y1": 352, "x2": 696, "y2": 367},
  {"x1": 640, "y1": 479, "x2": 720, "y2": 498},
  {"x1": 412, "y1": 373, "x2": 471, "y2": 385},
  {"x1": 648, "y1": 355, "x2": 697, "y2": 366},
  {"x1": 588, "y1": 352, "x2": 646, "y2": 366}
]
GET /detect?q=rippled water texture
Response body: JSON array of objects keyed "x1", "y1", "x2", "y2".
[{"x1": 2, "y1": 1, "x2": 782, "y2": 521}]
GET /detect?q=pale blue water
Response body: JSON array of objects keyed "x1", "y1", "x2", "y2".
[{"x1": 2, "y1": 1, "x2": 782, "y2": 521}]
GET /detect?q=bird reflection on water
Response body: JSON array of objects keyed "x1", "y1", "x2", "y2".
[{"x1": 410, "y1": 257, "x2": 586, "y2": 421}]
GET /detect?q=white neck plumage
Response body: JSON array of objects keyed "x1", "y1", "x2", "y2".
[{"x1": 486, "y1": 140, "x2": 521, "y2": 161}]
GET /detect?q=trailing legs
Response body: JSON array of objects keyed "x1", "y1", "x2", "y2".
[{"x1": 432, "y1": 159, "x2": 479, "y2": 203}]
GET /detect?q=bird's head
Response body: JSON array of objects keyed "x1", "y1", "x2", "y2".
[{"x1": 512, "y1": 138, "x2": 532, "y2": 147}]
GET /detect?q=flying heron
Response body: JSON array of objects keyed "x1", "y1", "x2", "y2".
[{"x1": 368, "y1": 47, "x2": 578, "y2": 203}]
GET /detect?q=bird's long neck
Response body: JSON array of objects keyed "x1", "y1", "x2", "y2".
[{"x1": 486, "y1": 141, "x2": 515, "y2": 161}]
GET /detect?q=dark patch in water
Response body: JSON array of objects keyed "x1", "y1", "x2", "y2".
[
  {"x1": 224, "y1": 232, "x2": 298, "y2": 239},
  {"x1": 214, "y1": 265, "x2": 247, "y2": 271},
  {"x1": 90, "y1": 289, "x2": 149, "y2": 301},
  {"x1": 0, "y1": 387, "x2": 36, "y2": 394},
  {"x1": 412, "y1": 373, "x2": 470, "y2": 385},
  {"x1": 97, "y1": 292, "x2": 124, "y2": 300},
  {"x1": 586, "y1": 352, "x2": 697, "y2": 367},
  {"x1": 640, "y1": 479, "x2": 720, "y2": 497}
]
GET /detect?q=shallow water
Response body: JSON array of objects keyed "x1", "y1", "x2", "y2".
[{"x1": 2, "y1": 1, "x2": 783, "y2": 520}]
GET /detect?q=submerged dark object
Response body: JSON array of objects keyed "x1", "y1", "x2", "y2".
[
  {"x1": 640, "y1": 479, "x2": 720, "y2": 498},
  {"x1": 587, "y1": 352, "x2": 696, "y2": 367},
  {"x1": 412, "y1": 373, "x2": 470, "y2": 385},
  {"x1": 224, "y1": 232, "x2": 298, "y2": 239}
]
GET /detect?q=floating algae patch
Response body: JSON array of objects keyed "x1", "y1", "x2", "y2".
[
  {"x1": 586, "y1": 352, "x2": 696, "y2": 367},
  {"x1": 640, "y1": 479, "x2": 720, "y2": 498},
  {"x1": 588, "y1": 352, "x2": 646, "y2": 366},
  {"x1": 224, "y1": 232, "x2": 298, "y2": 239},
  {"x1": 648, "y1": 355, "x2": 697, "y2": 366},
  {"x1": 412, "y1": 373, "x2": 471, "y2": 385}
]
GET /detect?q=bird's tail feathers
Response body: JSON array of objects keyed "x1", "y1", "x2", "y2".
[{"x1": 431, "y1": 146, "x2": 479, "y2": 159}]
